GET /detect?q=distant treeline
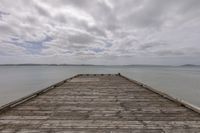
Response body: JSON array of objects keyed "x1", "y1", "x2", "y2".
[
  {"x1": 0, "y1": 64, "x2": 96, "y2": 66},
  {"x1": 0, "y1": 64, "x2": 199, "y2": 67}
]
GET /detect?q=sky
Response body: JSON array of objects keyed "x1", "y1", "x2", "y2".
[{"x1": 0, "y1": 0, "x2": 200, "y2": 65}]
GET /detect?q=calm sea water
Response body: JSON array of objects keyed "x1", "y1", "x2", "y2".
[{"x1": 0, "y1": 66, "x2": 200, "y2": 108}]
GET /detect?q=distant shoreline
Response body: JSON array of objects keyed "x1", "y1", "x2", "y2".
[{"x1": 0, "y1": 64, "x2": 199, "y2": 67}]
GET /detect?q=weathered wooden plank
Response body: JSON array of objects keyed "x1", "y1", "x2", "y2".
[
  {"x1": 0, "y1": 74, "x2": 200, "y2": 132},
  {"x1": 0, "y1": 128, "x2": 165, "y2": 133}
]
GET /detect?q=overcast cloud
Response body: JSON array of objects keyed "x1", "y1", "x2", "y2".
[{"x1": 0, "y1": 0, "x2": 200, "y2": 65}]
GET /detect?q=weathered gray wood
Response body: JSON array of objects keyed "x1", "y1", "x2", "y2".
[{"x1": 0, "y1": 74, "x2": 200, "y2": 132}]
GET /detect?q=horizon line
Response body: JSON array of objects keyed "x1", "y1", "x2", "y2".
[{"x1": 0, "y1": 63, "x2": 199, "y2": 67}]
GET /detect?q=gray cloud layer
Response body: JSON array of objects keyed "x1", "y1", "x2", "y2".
[{"x1": 0, "y1": 0, "x2": 200, "y2": 65}]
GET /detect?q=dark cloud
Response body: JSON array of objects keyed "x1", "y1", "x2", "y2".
[
  {"x1": 127, "y1": 2, "x2": 165, "y2": 28},
  {"x1": 0, "y1": 11, "x2": 9, "y2": 21},
  {"x1": 139, "y1": 41, "x2": 167, "y2": 50},
  {"x1": 34, "y1": 4, "x2": 50, "y2": 17},
  {"x1": 67, "y1": 32, "x2": 94, "y2": 44},
  {"x1": 0, "y1": 23, "x2": 14, "y2": 34},
  {"x1": 156, "y1": 50, "x2": 185, "y2": 56}
]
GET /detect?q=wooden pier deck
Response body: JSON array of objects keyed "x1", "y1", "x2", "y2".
[{"x1": 0, "y1": 74, "x2": 200, "y2": 132}]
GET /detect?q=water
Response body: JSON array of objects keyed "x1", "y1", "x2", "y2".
[{"x1": 0, "y1": 66, "x2": 200, "y2": 108}]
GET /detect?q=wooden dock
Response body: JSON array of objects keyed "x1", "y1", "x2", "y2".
[{"x1": 0, "y1": 74, "x2": 200, "y2": 132}]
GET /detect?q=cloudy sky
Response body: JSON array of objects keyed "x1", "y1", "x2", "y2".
[{"x1": 0, "y1": 0, "x2": 200, "y2": 65}]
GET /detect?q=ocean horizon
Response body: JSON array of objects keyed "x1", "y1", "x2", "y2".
[{"x1": 0, "y1": 65, "x2": 200, "y2": 108}]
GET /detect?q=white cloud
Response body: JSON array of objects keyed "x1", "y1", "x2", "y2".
[
  {"x1": 0, "y1": 42, "x2": 26, "y2": 55},
  {"x1": 0, "y1": 0, "x2": 200, "y2": 65}
]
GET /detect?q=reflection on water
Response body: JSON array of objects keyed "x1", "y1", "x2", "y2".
[{"x1": 0, "y1": 66, "x2": 200, "y2": 107}]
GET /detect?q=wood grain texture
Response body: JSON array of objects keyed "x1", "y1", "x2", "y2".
[{"x1": 0, "y1": 74, "x2": 200, "y2": 133}]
